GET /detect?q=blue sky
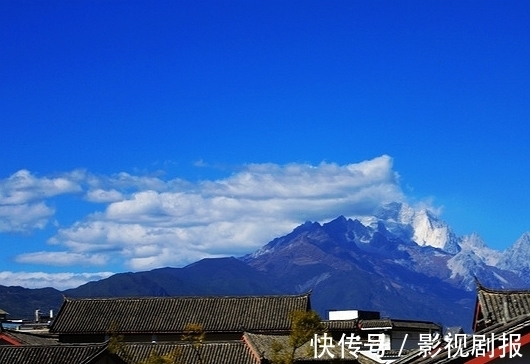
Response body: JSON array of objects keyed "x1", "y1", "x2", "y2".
[{"x1": 1, "y1": 1, "x2": 530, "y2": 289}]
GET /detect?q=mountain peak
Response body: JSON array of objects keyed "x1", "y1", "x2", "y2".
[
  {"x1": 241, "y1": 220, "x2": 323, "y2": 261},
  {"x1": 374, "y1": 202, "x2": 403, "y2": 220},
  {"x1": 458, "y1": 233, "x2": 500, "y2": 267},
  {"x1": 410, "y1": 208, "x2": 460, "y2": 254},
  {"x1": 370, "y1": 202, "x2": 460, "y2": 254},
  {"x1": 321, "y1": 215, "x2": 349, "y2": 232},
  {"x1": 516, "y1": 231, "x2": 530, "y2": 245},
  {"x1": 497, "y1": 232, "x2": 530, "y2": 272},
  {"x1": 294, "y1": 220, "x2": 321, "y2": 233},
  {"x1": 506, "y1": 232, "x2": 530, "y2": 254}
]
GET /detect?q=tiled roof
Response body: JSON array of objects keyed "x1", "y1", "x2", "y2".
[
  {"x1": 123, "y1": 341, "x2": 257, "y2": 364},
  {"x1": 0, "y1": 343, "x2": 111, "y2": 364},
  {"x1": 322, "y1": 319, "x2": 358, "y2": 331},
  {"x1": 392, "y1": 320, "x2": 441, "y2": 331},
  {"x1": 475, "y1": 283, "x2": 530, "y2": 330},
  {"x1": 322, "y1": 319, "x2": 440, "y2": 332},
  {"x1": 1, "y1": 329, "x2": 59, "y2": 345},
  {"x1": 358, "y1": 319, "x2": 392, "y2": 330},
  {"x1": 244, "y1": 332, "x2": 289, "y2": 360},
  {"x1": 50, "y1": 293, "x2": 311, "y2": 335}
]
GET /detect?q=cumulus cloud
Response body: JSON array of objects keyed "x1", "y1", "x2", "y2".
[
  {"x1": 0, "y1": 271, "x2": 114, "y2": 290},
  {"x1": 0, "y1": 170, "x2": 83, "y2": 232},
  {"x1": 0, "y1": 169, "x2": 180, "y2": 233},
  {"x1": 38, "y1": 155, "x2": 405, "y2": 270},
  {"x1": 0, "y1": 202, "x2": 54, "y2": 232},
  {"x1": 0, "y1": 169, "x2": 82, "y2": 205}
]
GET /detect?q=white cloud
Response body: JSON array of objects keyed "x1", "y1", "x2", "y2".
[
  {"x1": 0, "y1": 169, "x2": 174, "y2": 233},
  {"x1": 0, "y1": 271, "x2": 114, "y2": 290},
  {"x1": 0, "y1": 170, "x2": 83, "y2": 232},
  {"x1": 0, "y1": 202, "x2": 54, "y2": 232},
  {"x1": 86, "y1": 172, "x2": 169, "y2": 192},
  {"x1": 15, "y1": 251, "x2": 109, "y2": 266},
  {"x1": 85, "y1": 188, "x2": 124, "y2": 203},
  {"x1": 0, "y1": 169, "x2": 82, "y2": 205},
  {"x1": 34, "y1": 155, "x2": 405, "y2": 271}
]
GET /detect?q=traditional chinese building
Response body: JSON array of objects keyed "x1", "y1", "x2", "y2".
[
  {"x1": 0, "y1": 325, "x2": 58, "y2": 346},
  {"x1": 5, "y1": 292, "x2": 445, "y2": 363},
  {"x1": 50, "y1": 293, "x2": 311, "y2": 343},
  {"x1": 0, "y1": 338, "x2": 258, "y2": 364},
  {"x1": 473, "y1": 282, "x2": 530, "y2": 332},
  {"x1": 0, "y1": 343, "x2": 124, "y2": 364},
  {"x1": 122, "y1": 341, "x2": 257, "y2": 364}
]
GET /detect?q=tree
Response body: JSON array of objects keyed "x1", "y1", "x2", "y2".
[
  {"x1": 107, "y1": 321, "x2": 134, "y2": 364},
  {"x1": 181, "y1": 323, "x2": 205, "y2": 364},
  {"x1": 138, "y1": 349, "x2": 182, "y2": 364},
  {"x1": 271, "y1": 310, "x2": 324, "y2": 364}
]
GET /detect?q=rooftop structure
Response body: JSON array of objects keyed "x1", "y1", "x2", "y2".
[{"x1": 50, "y1": 293, "x2": 311, "y2": 343}]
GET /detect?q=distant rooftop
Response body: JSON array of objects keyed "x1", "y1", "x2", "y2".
[{"x1": 50, "y1": 293, "x2": 311, "y2": 335}]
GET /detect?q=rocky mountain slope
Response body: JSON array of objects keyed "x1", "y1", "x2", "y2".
[{"x1": 239, "y1": 203, "x2": 529, "y2": 328}]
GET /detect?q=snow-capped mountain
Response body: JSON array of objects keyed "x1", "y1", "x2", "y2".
[
  {"x1": 363, "y1": 202, "x2": 460, "y2": 254},
  {"x1": 242, "y1": 202, "x2": 530, "y2": 328},
  {"x1": 458, "y1": 233, "x2": 501, "y2": 266},
  {"x1": 351, "y1": 202, "x2": 521, "y2": 290},
  {"x1": 246, "y1": 202, "x2": 528, "y2": 291},
  {"x1": 497, "y1": 232, "x2": 530, "y2": 279}
]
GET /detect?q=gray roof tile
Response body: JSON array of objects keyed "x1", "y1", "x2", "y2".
[
  {"x1": 50, "y1": 293, "x2": 311, "y2": 335},
  {"x1": 0, "y1": 343, "x2": 110, "y2": 364},
  {"x1": 1, "y1": 329, "x2": 59, "y2": 345},
  {"x1": 475, "y1": 284, "x2": 530, "y2": 330},
  {"x1": 123, "y1": 341, "x2": 257, "y2": 364}
]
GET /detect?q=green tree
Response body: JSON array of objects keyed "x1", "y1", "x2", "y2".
[{"x1": 271, "y1": 310, "x2": 324, "y2": 364}]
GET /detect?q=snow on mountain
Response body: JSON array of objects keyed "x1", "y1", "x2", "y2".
[
  {"x1": 364, "y1": 203, "x2": 527, "y2": 289},
  {"x1": 244, "y1": 201, "x2": 530, "y2": 293},
  {"x1": 447, "y1": 249, "x2": 485, "y2": 288},
  {"x1": 408, "y1": 209, "x2": 461, "y2": 254},
  {"x1": 364, "y1": 202, "x2": 460, "y2": 254},
  {"x1": 443, "y1": 233, "x2": 506, "y2": 290},
  {"x1": 497, "y1": 232, "x2": 530, "y2": 278},
  {"x1": 458, "y1": 233, "x2": 502, "y2": 266}
]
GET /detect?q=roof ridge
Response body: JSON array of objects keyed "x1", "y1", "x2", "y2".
[
  {"x1": 63, "y1": 292, "x2": 311, "y2": 301},
  {"x1": 475, "y1": 277, "x2": 530, "y2": 294},
  {"x1": 478, "y1": 285, "x2": 530, "y2": 294},
  {"x1": 3, "y1": 342, "x2": 107, "y2": 348},
  {"x1": 124, "y1": 341, "x2": 244, "y2": 346}
]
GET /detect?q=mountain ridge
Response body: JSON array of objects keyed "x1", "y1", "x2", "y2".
[{"x1": 1, "y1": 202, "x2": 529, "y2": 331}]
